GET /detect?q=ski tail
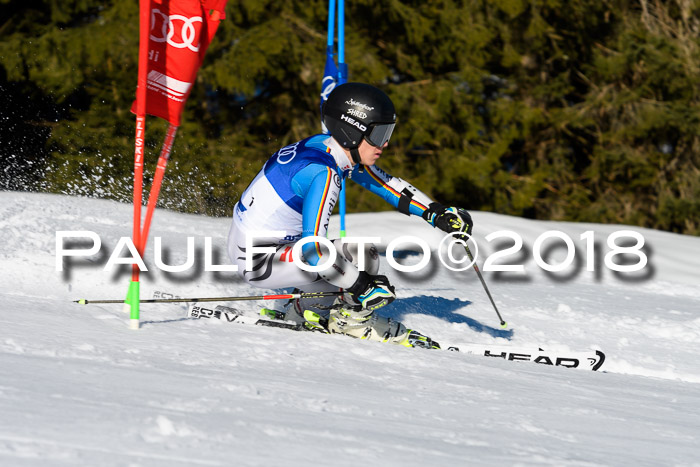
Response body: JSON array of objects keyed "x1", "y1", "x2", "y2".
[{"x1": 187, "y1": 304, "x2": 303, "y2": 331}]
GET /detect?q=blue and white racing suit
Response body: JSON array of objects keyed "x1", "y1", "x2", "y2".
[{"x1": 227, "y1": 134, "x2": 436, "y2": 294}]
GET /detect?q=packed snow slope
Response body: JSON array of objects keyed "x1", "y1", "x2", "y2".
[{"x1": 1, "y1": 192, "x2": 699, "y2": 466}]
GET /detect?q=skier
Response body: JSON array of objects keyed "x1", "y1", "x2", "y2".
[{"x1": 227, "y1": 82, "x2": 473, "y2": 349}]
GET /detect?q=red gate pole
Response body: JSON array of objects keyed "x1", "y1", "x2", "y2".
[
  {"x1": 123, "y1": 0, "x2": 153, "y2": 330},
  {"x1": 140, "y1": 123, "x2": 178, "y2": 254}
]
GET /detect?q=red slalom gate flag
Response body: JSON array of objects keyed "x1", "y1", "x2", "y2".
[
  {"x1": 131, "y1": 0, "x2": 227, "y2": 125},
  {"x1": 124, "y1": 0, "x2": 227, "y2": 329}
]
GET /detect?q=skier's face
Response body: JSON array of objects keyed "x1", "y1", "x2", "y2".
[{"x1": 357, "y1": 138, "x2": 388, "y2": 166}]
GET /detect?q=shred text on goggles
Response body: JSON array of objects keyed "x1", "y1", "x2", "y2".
[{"x1": 365, "y1": 122, "x2": 395, "y2": 147}]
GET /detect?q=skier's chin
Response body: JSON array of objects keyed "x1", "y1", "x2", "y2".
[{"x1": 360, "y1": 152, "x2": 381, "y2": 165}]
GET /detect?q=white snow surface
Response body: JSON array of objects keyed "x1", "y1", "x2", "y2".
[{"x1": 1, "y1": 191, "x2": 699, "y2": 466}]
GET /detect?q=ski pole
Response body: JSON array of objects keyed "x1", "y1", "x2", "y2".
[
  {"x1": 464, "y1": 244, "x2": 508, "y2": 328},
  {"x1": 75, "y1": 291, "x2": 345, "y2": 305}
]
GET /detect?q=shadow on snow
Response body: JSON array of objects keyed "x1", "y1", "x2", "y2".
[{"x1": 382, "y1": 295, "x2": 513, "y2": 340}]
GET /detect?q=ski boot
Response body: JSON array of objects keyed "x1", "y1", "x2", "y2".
[
  {"x1": 271, "y1": 291, "x2": 331, "y2": 333},
  {"x1": 328, "y1": 304, "x2": 440, "y2": 349},
  {"x1": 298, "y1": 309, "x2": 329, "y2": 333},
  {"x1": 401, "y1": 330, "x2": 441, "y2": 350}
]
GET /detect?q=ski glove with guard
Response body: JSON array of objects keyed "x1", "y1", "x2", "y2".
[
  {"x1": 347, "y1": 272, "x2": 396, "y2": 311},
  {"x1": 423, "y1": 203, "x2": 473, "y2": 236}
]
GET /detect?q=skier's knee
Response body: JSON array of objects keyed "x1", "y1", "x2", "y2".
[{"x1": 332, "y1": 239, "x2": 380, "y2": 275}]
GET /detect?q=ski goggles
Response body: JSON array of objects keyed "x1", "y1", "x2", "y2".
[{"x1": 365, "y1": 122, "x2": 396, "y2": 148}]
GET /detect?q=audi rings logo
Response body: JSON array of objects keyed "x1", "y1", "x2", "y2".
[
  {"x1": 277, "y1": 142, "x2": 300, "y2": 165},
  {"x1": 150, "y1": 9, "x2": 203, "y2": 52}
]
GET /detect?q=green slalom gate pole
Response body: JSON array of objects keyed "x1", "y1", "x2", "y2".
[
  {"x1": 124, "y1": 125, "x2": 178, "y2": 329},
  {"x1": 124, "y1": 0, "x2": 152, "y2": 330},
  {"x1": 125, "y1": 280, "x2": 140, "y2": 329}
]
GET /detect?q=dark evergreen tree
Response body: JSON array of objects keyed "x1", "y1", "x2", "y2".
[{"x1": 1, "y1": 0, "x2": 697, "y2": 233}]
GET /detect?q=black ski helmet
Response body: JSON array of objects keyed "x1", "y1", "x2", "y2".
[{"x1": 322, "y1": 82, "x2": 397, "y2": 162}]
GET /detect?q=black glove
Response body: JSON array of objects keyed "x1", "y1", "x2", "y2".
[
  {"x1": 347, "y1": 272, "x2": 396, "y2": 311},
  {"x1": 423, "y1": 203, "x2": 473, "y2": 236}
]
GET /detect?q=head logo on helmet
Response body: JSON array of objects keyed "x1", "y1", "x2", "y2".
[
  {"x1": 339, "y1": 114, "x2": 367, "y2": 132},
  {"x1": 322, "y1": 83, "x2": 397, "y2": 163}
]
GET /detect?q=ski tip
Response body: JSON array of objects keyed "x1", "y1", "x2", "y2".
[{"x1": 592, "y1": 350, "x2": 606, "y2": 371}]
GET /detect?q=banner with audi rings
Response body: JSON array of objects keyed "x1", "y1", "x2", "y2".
[{"x1": 130, "y1": 0, "x2": 228, "y2": 126}]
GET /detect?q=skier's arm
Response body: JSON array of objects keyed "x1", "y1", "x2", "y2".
[
  {"x1": 350, "y1": 164, "x2": 473, "y2": 235},
  {"x1": 293, "y1": 164, "x2": 396, "y2": 304},
  {"x1": 349, "y1": 164, "x2": 434, "y2": 217}
]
